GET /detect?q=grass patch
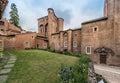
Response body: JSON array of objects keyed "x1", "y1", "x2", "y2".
[{"x1": 5, "y1": 50, "x2": 78, "y2": 83}]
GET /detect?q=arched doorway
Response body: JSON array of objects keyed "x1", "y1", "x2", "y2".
[{"x1": 94, "y1": 47, "x2": 114, "y2": 64}]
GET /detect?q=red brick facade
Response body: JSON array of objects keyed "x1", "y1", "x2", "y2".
[
  {"x1": 0, "y1": 0, "x2": 120, "y2": 66},
  {"x1": 37, "y1": 0, "x2": 120, "y2": 66}
]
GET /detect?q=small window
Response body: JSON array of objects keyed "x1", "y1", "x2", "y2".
[
  {"x1": 64, "y1": 33, "x2": 67, "y2": 37},
  {"x1": 58, "y1": 43, "x2": 60, "y2": 48},
  {"x1": 73, "y1": 41, "x2": 77, "y2": 47},
  {"x1": 32, "y1": 36, "x2": 34, "y2": 39},
  {"x1": 74, "y1": 34, "x2": 77, "y2": 37},
  {"x1": 25, "y1": 42, "x2": 30, "y2": 48},
  {"x1": 64, "y1": 41, "x2": 68, "y2": 47},
  {"x1": 93, "y1": 26, "x2": 98, "y2": 32},
  {"x1": 0, "y1": 21, "x2": 4, "y2": 25},
  {"x1": 0, "y1": 29, "x2": 4, "y2": 31},
  {"x1": 86, "y1": 46, "x2": 91, "y2": 54}
]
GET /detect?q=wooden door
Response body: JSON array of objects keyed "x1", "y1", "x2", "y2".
[{"x1": 100, "y1": 55, "x2": 106, "y2": 64}]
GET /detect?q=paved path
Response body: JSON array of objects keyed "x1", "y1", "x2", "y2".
[
  {"x1": 94, "y1": 64, "x2": 120, "y2": 83},
  {"x1": 0, "y1": 56, "x2": 16, "y2": 83}
]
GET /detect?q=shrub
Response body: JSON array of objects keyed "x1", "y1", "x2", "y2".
[
  {"x1": 72, "y1": 54, "x2": 91, "y2": 83},
  {"x1": 58, "y1": 54, "x2": 92, "y2": 83}
]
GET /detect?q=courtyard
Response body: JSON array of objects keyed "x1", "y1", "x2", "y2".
[{"x1": 1, "y1": 50, "x2": 78, "y2": 83}]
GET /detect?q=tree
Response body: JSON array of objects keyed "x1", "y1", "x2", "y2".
[{"x1": 9, "y1": 3, "x2": 21, "y2": 29}]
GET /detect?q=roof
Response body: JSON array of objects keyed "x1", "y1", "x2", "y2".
[
  {"x1": 51, "y1": 32, "x2": 60, "y2": 35},
  {"x1": 82, "y1": 17, "x2": 108, "y2": 25},
  {"x1": 15, "y1": 32, "x2": 36, "y2": 35},
  {"x1": 72, "y1": 28, "x2": 81, "y2": 31},
  {"x1": 36, "y1": 35, "x2": 48, "y2": 41},
  {"x1": 38, "y1": 16, "x2": 48, "y2": 20}
]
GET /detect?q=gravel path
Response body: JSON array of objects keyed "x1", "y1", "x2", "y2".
[{"x1": 94, "y1": 64, "x2": 120, "y2": 83}]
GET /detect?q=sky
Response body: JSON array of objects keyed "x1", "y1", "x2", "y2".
[{"x1": 3, "y1": 0, "x2": 104, "y2": 32}]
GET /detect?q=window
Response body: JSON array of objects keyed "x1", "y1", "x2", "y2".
[
  {"x1": 73, "y1": 41, "x2": 77, "y2": 47},
  {"x1": 32, "y1": 36, "x2": 34, "y2": 39},
  {"x1": 93, "y1": 26, "x2": 98, "y2": 32},
  {"x1": 86, "y1": 46, "x2": 91, "y2": 54},
  {"x1": 64, "y1": 33, "x2": 67, "y2": 37},
  {"x1": 0, "y1": 29, "x2": 4, "y2": 31},
  {"x1": 64, "y1": 41, "x2": 67, "y2": 47},
  {"x1": 58, "y1": 43, "x2": 60, "y2": 48},
  {"x1": 74, "y1": 34, "x2": 77, "y2": 37},
  {"x1": 25, "y1": 42, "x2": 30, "y2": 48},
  {"x1": 0, "y1": 21, "x2": 4, "y2": 25}
]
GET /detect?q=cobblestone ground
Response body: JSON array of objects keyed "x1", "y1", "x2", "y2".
[
  {"x1": 94, "y1": 64, "x2": 120, "y2": 83},
  {"x1": 0, "y1": 56, "x2": 16, "y2": 83}
]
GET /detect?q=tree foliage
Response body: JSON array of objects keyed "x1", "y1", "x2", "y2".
[{"x1": 9, "y1": 3, "x2": 21, "y2": 29}]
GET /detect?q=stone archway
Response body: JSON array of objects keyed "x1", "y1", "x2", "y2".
[{"x1": 94, "y1": 47, "x2": 114, "y2": 64}]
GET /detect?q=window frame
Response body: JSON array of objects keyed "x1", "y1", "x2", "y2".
[
  {"x1": 73, "y1": 41, "x2": 77, "y2": 47},
  {"x1": 74, "y1": 33, "x2": 77, "y2": 37},
  {"x1": 25, "y1": 42, "x2": 30, "y2": 48},
  {"x1": 86, "y1": 46, "x2": 91, "y2": 54},
  {"x1": 93, "y1": 26, "x2": 98, "y2": 32},
  {"x1": 64, "y1": 41, "x2": 68, "y2": 47}
]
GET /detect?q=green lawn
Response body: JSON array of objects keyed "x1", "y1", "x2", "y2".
[{"x1": 5, "y1": 50, "x2": 78, "y2": 83}]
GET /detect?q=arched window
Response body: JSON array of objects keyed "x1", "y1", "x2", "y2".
[
  {"x1": 45, "y1": 23, "x2": 48, "y2": 32},
  {"x1": 40, "y1": 24, "x2": 44, "y2": 33}
]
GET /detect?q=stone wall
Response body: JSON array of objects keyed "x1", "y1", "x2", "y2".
[
  {"x1": 35, "y1": 38, "x2": 48, "y2": 49},
  {"x1": 14, "y1": 33, "x2": 37, "y2": 49},
  {"x1": 72, "y1": 29, "x2": 81, "y2": 54}
]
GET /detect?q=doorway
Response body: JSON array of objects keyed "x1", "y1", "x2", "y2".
[{"x1": 100, "y1": 54, "x2": 106, "y2": 64}]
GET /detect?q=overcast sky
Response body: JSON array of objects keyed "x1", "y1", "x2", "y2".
[{"x1": 3, "y1": 0, "x2": 104, "y2": 32}]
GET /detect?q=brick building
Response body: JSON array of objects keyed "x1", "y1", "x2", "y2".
[
  {"x1": 0, "y1": 0, "x2": 120, "y2": 66},
  {"x1": 37, "y1": 0, "x2": 120, "y2": 66}
]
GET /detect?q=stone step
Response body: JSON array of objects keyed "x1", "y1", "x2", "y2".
[
  {"x1": 0, "y1": 69, "x2": 11, "y2": 75},
  {"x1": 7, "y1": 60, "x2": 16, "y2": 64},
  {"x1": 4, "y1": 64, "x2": 14, "y2": 68},
  {"x1": 0, "y1": 75, "x2": 8, "y2": 83}
]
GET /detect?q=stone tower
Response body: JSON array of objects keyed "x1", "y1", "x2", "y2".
[
  {"x1": 47, "y1": 8, "x2": 64, "y2": 47},
  {"x1": 104, "y1": 0, "x2": 120, "y2": 17},
  {"x1": 104, "y1": 0, "x2": 120, "y2": 55}
]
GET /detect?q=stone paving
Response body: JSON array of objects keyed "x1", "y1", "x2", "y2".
[
  {"x1": 0, "y1": 56, "x2": 16, "y2": 83},
  {"x1": 94, "y1": 64, "x2": 120, "y2": 83}
]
